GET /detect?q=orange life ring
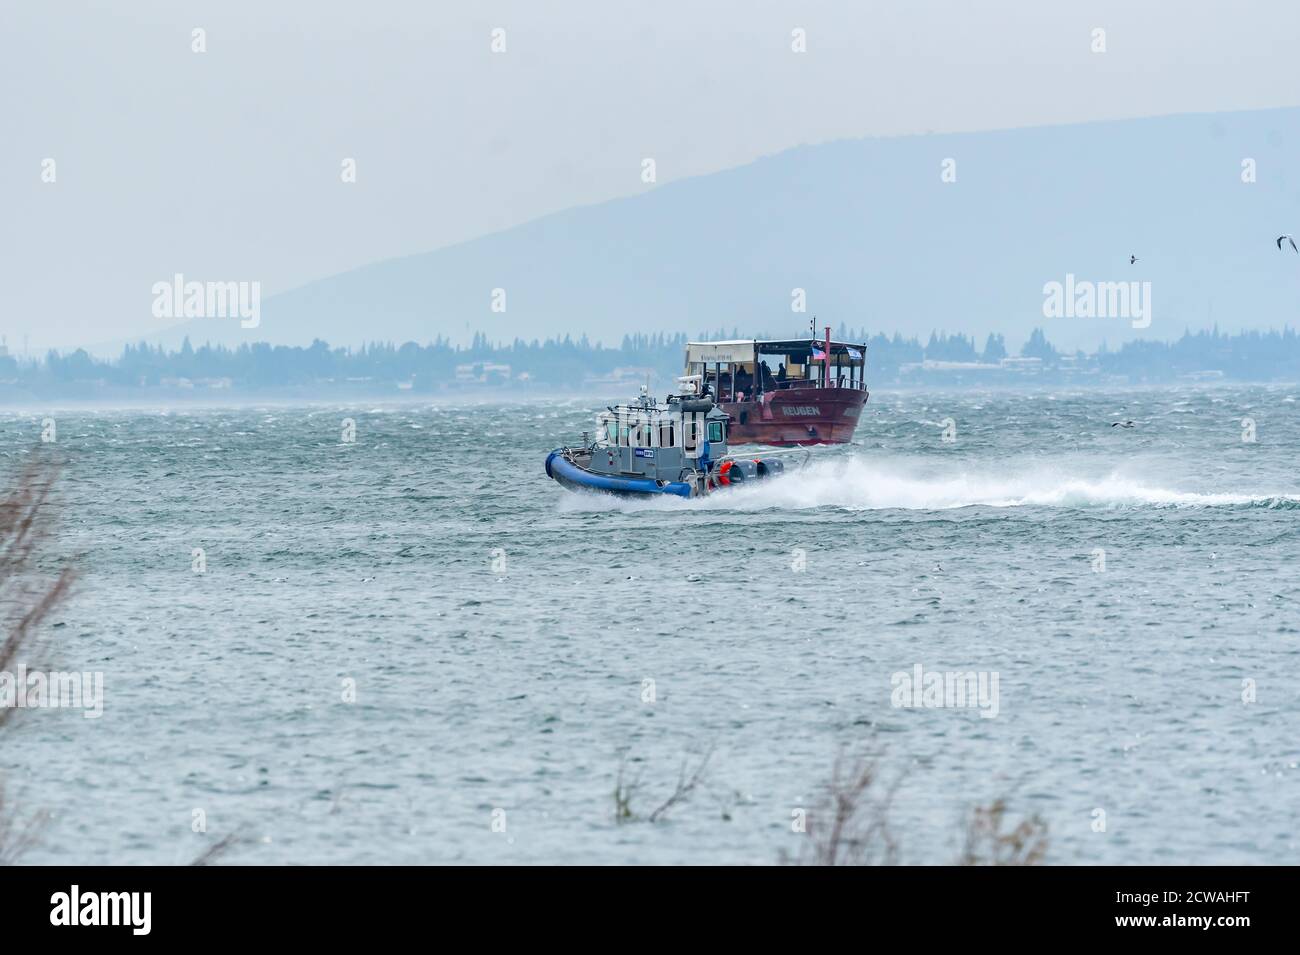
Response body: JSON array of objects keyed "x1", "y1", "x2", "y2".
[{"x1": 719, "y1": 460, "x2": 735, "y2": 486}]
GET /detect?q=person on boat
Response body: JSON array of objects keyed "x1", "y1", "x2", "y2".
[{"x1": 777, "y1": 363, "x2": 787, "y2": 384}]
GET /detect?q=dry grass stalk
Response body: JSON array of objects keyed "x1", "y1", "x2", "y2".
[
  {"x1": 0, "y1": 460, "x2": 76, "y2": 714},
  {"x1": 647, "y1": 746, "x2": 713, "y2": 823},
  {"x1": 612, "y1": 745, "x2": 713, "y2": 824},
  {"x1": 0, "y1": 783, "x2": 48, "y2": 866},
  {"x1": 0, "y1": 458, "x2": 76, "y2": 864},
  {"x1": 613, "y1": 756, "x2": 641, "y2": 823},
  {"x1": 959, "y1": 798, "x2": 1049, "y2": 865},
  {"x1": 797, "y1": 745, "x2": 903, "y2": 866},
  {"x1": 189, "y1": 830, "x2": 254, "y2": 866}
]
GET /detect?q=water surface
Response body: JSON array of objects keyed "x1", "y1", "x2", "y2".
[{"x1": 3, "y1": 386, "x2": 1298, "y2": 864}]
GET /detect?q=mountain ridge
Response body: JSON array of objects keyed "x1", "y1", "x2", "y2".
[{"x1": 125, "y1": 105, "x2": 1300, "y2": 356}]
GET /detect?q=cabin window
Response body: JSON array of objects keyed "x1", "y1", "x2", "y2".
[
  {"x1": 708, "y1": 421, "x2": 723, "y2": 442},
  {"x1": 603, "y1": 420, "x2": 617, "y2": 443},
  {"x1": 659, "y1": 422, "x2": 675, "y2": 447}
]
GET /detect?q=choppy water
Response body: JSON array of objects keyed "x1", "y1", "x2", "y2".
[{"x1": 3, "y1": 386, "x2": 1299, "y2": 864}]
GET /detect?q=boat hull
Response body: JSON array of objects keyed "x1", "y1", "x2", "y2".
[
  {"x1": 722, "y1": 387, "x2": 868, "y2": 446},
  {"x1": 545, "y1": 449, "x2": 693, "y2": 497}
]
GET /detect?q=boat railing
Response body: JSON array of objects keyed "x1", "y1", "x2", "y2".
[
  {"x1": 715, "y1": 377, "x2": 868, "y2": 401},
  {"x1": 776, "y1": 378, "x2": 867, "y2": 390}
]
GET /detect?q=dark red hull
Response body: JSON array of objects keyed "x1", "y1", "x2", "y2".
[{"x1": 722, "y1": 385, "x2": 868, "y2": 446}]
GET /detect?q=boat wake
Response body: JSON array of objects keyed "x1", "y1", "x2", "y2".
[{"x1": 556, "y1": 454, "x2": 1300, "y2": 513}]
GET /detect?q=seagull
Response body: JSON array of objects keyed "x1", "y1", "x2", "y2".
[
  {"x1": 1111, "y1": 420, "x2": 1136, "y2": 429},
  {"x1": 1278, "y1": 235, "x2": 1298, "y2": 253},
  {"x1": 1129, "y1": 255, "x2": 1138, "y2": 265}
]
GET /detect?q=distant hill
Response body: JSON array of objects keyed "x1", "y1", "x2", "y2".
[{"x1": 140, "y1": 107, "x2": 1300, "y2": 355}]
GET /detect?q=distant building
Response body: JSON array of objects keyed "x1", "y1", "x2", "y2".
[
  {"x1": 454, "y1": 362, "x2": 512, "y2": 384},
  {"x1": 922, "y1": 360, "x2": 1000, "y2": 371},
  {"x1": 584, "y1": 366, "x2": 656, "y2": 387},
  {"x1": 998, "y1": 357, "x2": 1043, "y2": 372}
]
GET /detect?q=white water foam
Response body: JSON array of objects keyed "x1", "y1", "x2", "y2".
[{"x1": 556, "y1": 455, "x2": 1300, "y2": 513}]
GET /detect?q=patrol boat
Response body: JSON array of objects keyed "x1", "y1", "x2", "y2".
[{"x1": 545, "y1": 382, "x2": 787, "y2": 498}]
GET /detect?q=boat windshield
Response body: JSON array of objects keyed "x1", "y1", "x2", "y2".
[{"x1": 597, "y1": 410, "x2": 680, "y2": 449}]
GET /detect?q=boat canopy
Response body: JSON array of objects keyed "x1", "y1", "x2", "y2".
[
  {"x1": 686, "y1": 338, "x2": 865, "y2": 365},
  {"x1": 753, "y1": 339, "x2": 865, "y2": 363},
  {"x1": 685, "y1": 341, "x2": 756, "y2": 365}
]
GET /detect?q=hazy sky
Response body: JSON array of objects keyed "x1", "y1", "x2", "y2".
[{"x1": 3, "y1": 0, "x2": 1298, "y2": 350}]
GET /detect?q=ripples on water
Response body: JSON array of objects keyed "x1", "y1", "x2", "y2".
[{"x1": 2, "y1": 386, "x2": 1298, "y2": 863}]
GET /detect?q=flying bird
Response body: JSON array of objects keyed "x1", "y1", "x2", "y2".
[
  {"x1": 1129, "y1": 255, "x2": 1137, "y2": 265},
  {"x1": 1278, "y1": 235, "x2": 1298, "y2": 253}
]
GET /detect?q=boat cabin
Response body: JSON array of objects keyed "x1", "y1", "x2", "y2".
[{"x1": 589, "y1": 389, "x2": 730, "y2": 480}]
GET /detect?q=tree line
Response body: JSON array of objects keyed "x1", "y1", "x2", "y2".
[{"x1": 4, "y1": 326, "x2": 1300, "y2": 392}]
